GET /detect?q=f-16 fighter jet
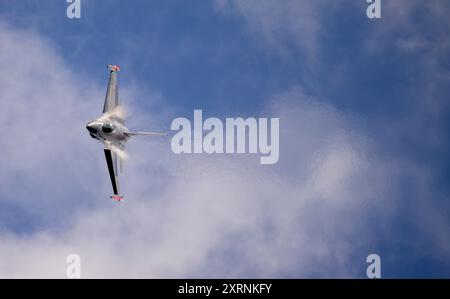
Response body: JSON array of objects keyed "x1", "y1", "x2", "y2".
[{"x1": 86, "y1": 65, "x2": 166, "y2": 201}]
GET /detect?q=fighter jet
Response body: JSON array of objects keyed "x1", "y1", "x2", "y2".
[{"x1": 86, "y1": 65, "x2": 166, "y2": 201}]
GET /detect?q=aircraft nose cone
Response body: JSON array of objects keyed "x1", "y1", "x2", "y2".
[{"x1": 86, "y1": 122, "x2": 98, "y2": 134}]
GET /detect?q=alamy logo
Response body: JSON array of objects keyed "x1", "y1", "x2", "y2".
[
  {"x1": 66, "y1": 254, "x2": 81, "y2": 279},
  {"x1": 366, "y1": 254, "x2": 381, "y2": 279},
  {"x1": 171, "y1": 110, "x2": 279, "y2": 165},
  {"x1": 66, "y1": 0, "x2": 81, "y2": 19},
  {"x1": 366, "y1": 0, "x2": 381, "y2": 19}
]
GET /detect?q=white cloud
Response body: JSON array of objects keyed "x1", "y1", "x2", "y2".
[
  {"x1": 215, "y1": 0, "x2": 334, "y2": 61},
  {"x1": 0, "y1": 21, "x2": 395, "y2": 278}
]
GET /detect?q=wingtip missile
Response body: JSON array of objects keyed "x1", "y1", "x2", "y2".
[
  {"x1": 107, "y1": 64, "x2": 121, "y2": 72},
  {"x1": 110, "y1": 195, "x2": 124, "y2": 202}
]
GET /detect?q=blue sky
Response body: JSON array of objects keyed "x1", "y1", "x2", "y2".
[{"x1": 0, "y1": 0, "x2": 449, "y2": 278}]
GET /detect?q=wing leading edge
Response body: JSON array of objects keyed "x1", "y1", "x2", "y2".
[
  {"x1": 124, "y1": 131, "x2": 167, "y2": 137},
  {"x1": 103, "y1": 67, "x2": 119, "y2": 113}
]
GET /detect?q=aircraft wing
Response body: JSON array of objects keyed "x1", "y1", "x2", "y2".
[
  {"x1": 103, "y1": 68, "x2": 119, "y2": 114},
  {"x1": 104, "y1": 147, "x2": 122, "y2": 199},
  {"x1": 124, "y1": 131, "x2": 167, "y2": 137}
]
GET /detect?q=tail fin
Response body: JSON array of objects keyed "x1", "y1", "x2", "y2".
[{"x1": 125, "y1": 131, "x2": 167, "y2": 137}]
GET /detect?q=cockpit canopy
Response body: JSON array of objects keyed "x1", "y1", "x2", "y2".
[{"x1": 102, "y1": 123, "x2": 114, "y2": 134}]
